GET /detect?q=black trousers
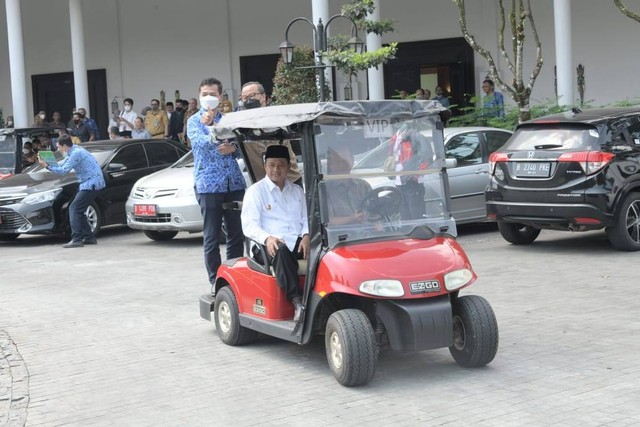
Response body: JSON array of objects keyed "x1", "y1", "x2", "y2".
[{"x1": 254, "y1": 238, "x2": 303, "y2": 301}]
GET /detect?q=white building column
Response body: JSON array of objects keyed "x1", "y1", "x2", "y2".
[
  {"x1": 366, "y1": 0, "x2": 384, "y2": 100},
  {"x1": 69, "y1": 0, "x2": 90, "y2": 115},
  {"x1": 554, "y1": 0, "x2": 573, "y2": 106},
  {"x1": 312, "y1": 0, "x2": 333, "y2": 99},
  {"x1": 5, "y1": 0, "x2": 29, "y2": 128}
]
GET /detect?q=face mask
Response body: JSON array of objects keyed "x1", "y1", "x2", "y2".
[
  {"x1": 176, "y1": 106, "x2": 183, "y2": 112},
  {"x1": 243, "y1": 99, "x2": 261, "y2": 110},
  {"x1": 199, "y1": 95, "x2": 220, "y2": 110},
  {"x1": 124, "y1": 105, "x2": 132, "y2": 112},
  {"x1": 39, "y1": 114, "x2": 46, "y2": 119},
  {"x1": 73, "y1": 119, "x2": 80, "y2": 124},
  {"x1": 23, "y1": 148, "x2": 30, "y2": 154}
]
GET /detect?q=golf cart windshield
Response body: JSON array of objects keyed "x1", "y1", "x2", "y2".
[
  {"x1": 315, "y1": 114, "x2": 454, "y2": 247},
  {"x1": 214, "y1": 100, "x2": 455, "y2": 248}
]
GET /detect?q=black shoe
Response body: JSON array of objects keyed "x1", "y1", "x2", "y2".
[
  {"x1": 63, "y1": 240, "x2": 84, "y2": 248},
  {"x1": 83, "y1": 238, "x2": 97, "y2": 245}
]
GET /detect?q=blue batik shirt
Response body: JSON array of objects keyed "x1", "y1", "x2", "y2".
[
  {"x1": 84, "y1": 117, "x2": 100, "y2": 140},
  {"x1": 47, "y1": 145, "x2": 106, "y2": 191},
  {"x1": 187, "y1": 109, "x2": 245, "y2": 194}
]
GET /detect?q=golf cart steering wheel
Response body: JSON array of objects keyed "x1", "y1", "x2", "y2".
[{"x1": 361, "y1": 186, "x2": 403, "y2": 221}]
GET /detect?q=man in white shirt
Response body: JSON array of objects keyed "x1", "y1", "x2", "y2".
[{"x1": 241, "y1": 144, "x2": 309, "y2": 321}]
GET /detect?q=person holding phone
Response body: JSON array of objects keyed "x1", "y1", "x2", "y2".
[{"x1": 187, "y1": 77, "x2": 245, "y2": 291}]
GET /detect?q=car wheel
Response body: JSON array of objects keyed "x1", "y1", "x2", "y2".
[
  {"x1": 144, "y1": 230, "x2": 178, "y2": 241},
  {"x1": 325, "y1": 309, "x2": 377, "y2": 387},
  {"x1": 497, "y1": 221, "x2": 540, "y2": 244},
  {"x1": 449, "y1": 295, "x2": 499, "y2": 368},
  {"x1": 86, "y1": 202, "x2": 102, "y2": 237},
  {"x1": 214, "y1": 286, "x2": 257, "y2": 346},
  {"x1": 606, "y1": 192, "x2": 640, "y2": 251},
  {"x1": 0, "y1": 234, "x2": 19, "y2": 241}
]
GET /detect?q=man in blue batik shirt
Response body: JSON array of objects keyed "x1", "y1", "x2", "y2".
[
  {"x1": 187, "y1": 77, "x2": 245, "y2": 290},
  {"x1": 38, "y1": 134, "x2": 106, "y2": 248}
]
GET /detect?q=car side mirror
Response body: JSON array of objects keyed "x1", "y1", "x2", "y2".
[
  {"x1": 108, "y1": 163, "x2": 127, "y2": 172},
  {"x1": 445, "y1": 158, "x2": 457, "y2": 169}
]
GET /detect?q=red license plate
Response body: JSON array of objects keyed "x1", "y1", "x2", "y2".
[{"x1": 134, "y1": 204, "x2": 157, "y2": 216}]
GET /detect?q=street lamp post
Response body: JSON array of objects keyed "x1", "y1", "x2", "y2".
[{"x1": 279, "y1": 15, "x2": 364, "y2": 102}]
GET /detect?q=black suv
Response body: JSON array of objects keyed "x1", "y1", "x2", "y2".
[{"x1": 486, "y1": 107, "x2": 640, "y2": 251}]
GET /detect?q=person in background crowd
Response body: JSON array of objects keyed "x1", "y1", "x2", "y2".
[
  {"x1": 77, "y1": 108, "x2": 99, "y2": 140},
  {"x1": 38, "y1": 134, "x2": 106, "y2": 248},
  {"x1": 399, "y1": 90, "x2": 409, "y2": 99},
  {"x1": 168, "y1": 99, "x2": 186, "y2": 142},
  {"x1": 140, "y1": 105, "x2": 151, "y2": 119},
  {"x1": 108, "y1": 126, "x2": 123, "y2": 140},
  {"x1": 433, "y1": 85, "x2": 450, "y2": 108},
  {"x1": 33, "y1": 111, "x2": 47, "y2": 127},
  {"x1": 181, "y1": 98, "x2": 198, "y2": 147},
  {"x1": 5, "y1": 115, "x2": 14, "y2": 128},
  {"x1": 165, "y1": 101, "x2": 174, "y2": 122},
  {"x1": 69, "y1": 111, "x2": 92, "y2": 143},
  {"x1": 111, "y1": 97, "x2": 137, "y2": 138},
  {"x1": 48, "y1": 111, "x2": 66, "y2": 129},
  {"x1": 145, "y1": 99, "x2": 169, "y2": 139},
  {"x1": 481, "y1": 79, "x2": 505, "y2": 118},
  {"x1": 131, "y1": 117, "x2": 151, "y2": 139},
  {"x1": 218, "y1": 92, "x2": 233, "y2": 113},
  {"x1": 415, "y1": 88, "x2": 427, "y2": 100},
  {"x1": 22, "y1": 141, "x2": 36, "y2": 167},
  {"x1": 187, "y1": 77, "x2": 245, "y2": 292}
]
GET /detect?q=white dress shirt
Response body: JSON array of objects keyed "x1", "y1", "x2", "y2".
[{"x1": 242, "y1": 177, "x2": 309, "y2": 251}]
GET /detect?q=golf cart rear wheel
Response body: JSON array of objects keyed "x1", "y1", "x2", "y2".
[
  {"x1": 325, "y1": 309, "x2": 378, "y2": 387},
  {"x1": 214, "y1": 286, "x2": 257, "y2": 346},
  {"x1": 144, "y1": 230, "x2": 178, "y2": 241},
  {"x1": 449, "y1": 295, "x2": 499, "y2": 368},
  {"x1": 497, "y1": 221, "x2": 540, "y2": 244}
]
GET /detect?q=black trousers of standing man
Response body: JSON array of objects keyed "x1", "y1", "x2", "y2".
[{"x1": 254, "y1": 238, "x2": 303, "y2": 301}]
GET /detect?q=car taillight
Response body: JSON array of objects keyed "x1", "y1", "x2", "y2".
[
  {"x1": 557, "y1": 151, "x2": 614, "y2": 175},
  {"x1": 489, "y1": 152, "x2": 509, "y2": 175}
]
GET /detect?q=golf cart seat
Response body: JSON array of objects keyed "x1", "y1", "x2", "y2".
[{"x1": 245, "y1": 238, "x2": 308, "y2": 276}]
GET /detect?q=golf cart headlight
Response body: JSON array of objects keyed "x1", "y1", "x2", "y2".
[
  {"x1": 359, "y1": 280, "x2": 404, "y2": 297},
  {"x1": 444, "y1": 268, "x2": 474, "y2": 291},
  {"x1": 176, "y1": 186, "x2": 195, "y2": 198},
  {"x1": 22, "y1": 188, "x2": 62, "y2": 205}
]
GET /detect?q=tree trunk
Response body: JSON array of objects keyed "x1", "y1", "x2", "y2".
[{"x1": 517, "y1": 97, "x2": 531, "y2": 122}]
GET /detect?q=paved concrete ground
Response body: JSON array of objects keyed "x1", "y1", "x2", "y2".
[{"x1": 1, "y1": 225, "x2": 640, "y2": 426}]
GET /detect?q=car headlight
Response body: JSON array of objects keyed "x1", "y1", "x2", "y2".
[
  {"x1": 175, "y1": 186, "x2": 195, "y2": 198},
  {"x1": 22, "y1": 188, "x2": 62, "y2": 205},
  {"x1": 444, "y1": 268, "x2": 474, "y2": 291},
  {"x1": 359, "y1": 279, "x2": 404, "y2": 297}
]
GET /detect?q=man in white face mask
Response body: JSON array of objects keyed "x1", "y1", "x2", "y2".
[{"x1": 187, "y1": 77, "x2": 246, "y2": 291}]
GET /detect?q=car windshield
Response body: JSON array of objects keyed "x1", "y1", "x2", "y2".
[
  {"x1": 506, "y1": 126, "x2": 600, "y2": 150},
  {"x1": 315, "y1": 115, "x2": 455, "y2": 247}
]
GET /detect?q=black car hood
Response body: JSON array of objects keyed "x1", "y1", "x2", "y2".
[{"x1": 0, "y1": 170, "x2": 79, "y2": 196}]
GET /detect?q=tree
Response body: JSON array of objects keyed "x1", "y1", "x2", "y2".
[
  {"x1": 323, "y1": 0, "x2": 397, "y2": 99},
  {"x1": 272, "y1": 46, "x2": 331, "y2": 105},
  {"x1": 452, "y1": 0, "x2": 543, "y2": 122},
  {"x1": 613, "y1": 0, "x2": 640, "y2": 22}
]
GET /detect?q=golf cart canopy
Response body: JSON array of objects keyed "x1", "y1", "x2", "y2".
[
  {"x1": 213, "y1": 100, "x2": 447, "y2": 137},
  {"x1": 0, "y1": 127, "x2": 62, "y2": 176}
]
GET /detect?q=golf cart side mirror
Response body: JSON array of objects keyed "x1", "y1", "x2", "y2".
[
  {"x1": 445, "y1": 158, "x2": 457, "y2": 169},
  {"x1": 108, "y1": 163, "x2": 127, "y2": 172}
]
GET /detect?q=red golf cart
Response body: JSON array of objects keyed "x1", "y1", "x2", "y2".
[{"x1": 200, "y1": 101, "x2": 498, "y2": 386}]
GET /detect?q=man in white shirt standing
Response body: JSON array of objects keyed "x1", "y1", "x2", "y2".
[{"x1": 241, "y1": 144, "x2": 309, "y2": 321}]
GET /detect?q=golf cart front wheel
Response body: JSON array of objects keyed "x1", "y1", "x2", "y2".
[
  {"x1": 214, "y1": 286, "x2": 257, "y2": 346},
  {"x1": 325, "y1": 309, "x2": 378, "y2": 387},
  {"x1": 449, "y1": 295, "x2": 499, "y2": 367}
]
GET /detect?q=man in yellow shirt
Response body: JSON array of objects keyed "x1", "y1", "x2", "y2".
[{"x1": 144, "y1": 98, "x2": 169, "y2": 138}]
